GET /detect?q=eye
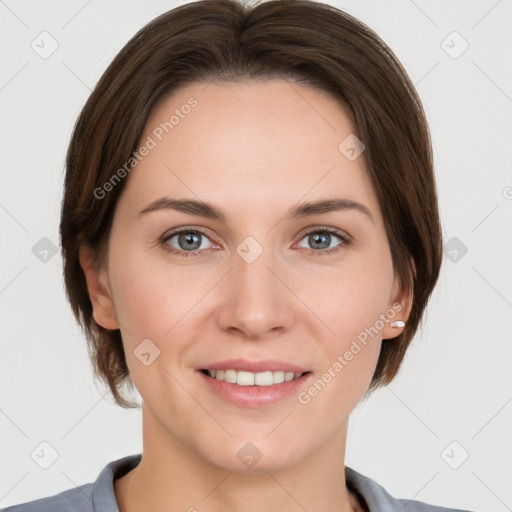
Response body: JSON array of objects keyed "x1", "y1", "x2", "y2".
[
  {"x1": 160, "y1": 227, "x2": 215, "y2": 257},
  {"x1": 296, "y1": 228, "x2": 351, "y2": 256},
  {"x1": 160, "y1": 226, "x2": 351, "y2": 258}
]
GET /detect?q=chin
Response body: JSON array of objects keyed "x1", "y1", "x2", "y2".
[{"x1": 202, "y1": 437, "x2": 303, "y2": 474}]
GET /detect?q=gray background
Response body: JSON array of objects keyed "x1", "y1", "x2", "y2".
[{"x1": 1, "y1": 0, "x2": 511, "y2": 510}]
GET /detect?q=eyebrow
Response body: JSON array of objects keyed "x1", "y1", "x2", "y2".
[{"x1": 137, "y1": 197, "x2": 374, "y2": 224}]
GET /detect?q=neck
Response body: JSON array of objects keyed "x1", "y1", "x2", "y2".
[{"x1": 115, "y1": 402, "x2": 361, "y2": 512}]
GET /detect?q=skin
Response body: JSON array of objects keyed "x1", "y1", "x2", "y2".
[{"x1": 80, "y1": 79, "x2": 412, "y2": 512}]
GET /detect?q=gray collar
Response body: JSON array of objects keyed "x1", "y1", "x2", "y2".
[{"x1": 90, "y1": 454, "x2": 471, "y2": 512}]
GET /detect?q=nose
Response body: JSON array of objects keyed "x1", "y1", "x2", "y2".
[{"x1": 216, "y1": 245, "x2": 296, "y2": 339}]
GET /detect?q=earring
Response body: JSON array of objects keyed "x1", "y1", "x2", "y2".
[{"x1": 390, "y1": 320, "x2": 405, "y2": 328}]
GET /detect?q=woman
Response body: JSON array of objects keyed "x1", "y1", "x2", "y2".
[{"x1": 2, "y1": 0, "x2": 475, "y2": 510}]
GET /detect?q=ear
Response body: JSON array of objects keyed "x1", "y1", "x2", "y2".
[
  {"x1": 381, "y1": 257, "x2": 415, "y2": 340},
  {"x1": 79, "y1": 244, "x2": 120, "y2": 330}
]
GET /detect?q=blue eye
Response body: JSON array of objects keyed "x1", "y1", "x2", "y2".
[
  {"x1": 160, "y1": 227, "x2": 351, "y2": 258},
  {"x1": 297, "y1": 228, "x2": 351, "y2": 256},
  {"x1": 161, "y1": 228, "x2": 213, "y2": 257}
]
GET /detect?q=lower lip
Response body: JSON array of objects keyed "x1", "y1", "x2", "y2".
[{"x1": 197, "y1": 370, "x2": 312, "y2": 408}]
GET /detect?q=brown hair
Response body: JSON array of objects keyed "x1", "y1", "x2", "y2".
[{"x1": 60, "y1": 0, "x2": 442, "y2": 408}]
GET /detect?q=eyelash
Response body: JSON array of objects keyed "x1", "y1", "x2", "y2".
[{"x1": 159, "y1": 226, "x2": 352, "y2": 258}]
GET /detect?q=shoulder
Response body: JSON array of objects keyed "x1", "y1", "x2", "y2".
[
  {"x1": 345, "y1": 466, "x2": 476, "y2": 512},
  {"x1": 0, "y1": 483, "x2": 94, "y2": 512},
  {"x1": 1, "y1": 454, "x2": 142, "y2": 512}
]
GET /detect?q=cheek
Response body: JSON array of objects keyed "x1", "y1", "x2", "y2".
[
  {"x1": 108, "y1": 250, "x2": 222, "y2": 371},
  {"x1": 108, "y1": 255, "x2": 194, "y2": 396},
  {"x1": 311, "y1": 255, "x2": 392, "y2": 399},
  {"x1": 321, "y1": 257, "x2": 394, "y2": 340},
  {"x1": 110, "y1": 266, "x2": 166, "y2": 339},
  {"x1": 299, "y1": 268, "x2": 388, "y2": 414}
]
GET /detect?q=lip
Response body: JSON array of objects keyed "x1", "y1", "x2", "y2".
[
  {"x1": 197, "y1": 369, "x2": 313, "y2": 408},
  {"x1": 196, "y1": 358, "x2": 309, "y2": 374}
]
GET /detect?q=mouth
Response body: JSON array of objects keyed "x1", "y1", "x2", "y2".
[{"x1": 199, "y1": 368, "x2": 312, "y2": 386}]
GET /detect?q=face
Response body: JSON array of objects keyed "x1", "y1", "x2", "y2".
[{"x1": 81, "y1": 79, "x2": 410, "y2": 473}]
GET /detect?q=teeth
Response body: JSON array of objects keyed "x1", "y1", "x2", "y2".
[{"x1": 206, "y1": 369, "x2": 304, "y2": 386}]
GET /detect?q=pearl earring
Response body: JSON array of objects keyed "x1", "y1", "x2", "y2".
[{"x1": 390, "y1": 320, "x2": 405, "y2": 328}]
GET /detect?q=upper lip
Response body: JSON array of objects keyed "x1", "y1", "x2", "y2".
[{"x1": 198, "y1": 358, "x2": 309, "y2": 374}]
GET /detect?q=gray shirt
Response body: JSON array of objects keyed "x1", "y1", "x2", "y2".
[{"x1": 1, "y1": 454, "x2": 474, "y2": 511}]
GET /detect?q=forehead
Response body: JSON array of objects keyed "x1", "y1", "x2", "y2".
[{"x1": 117, "y1": 79, "x2": 379, "y2": 221}]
